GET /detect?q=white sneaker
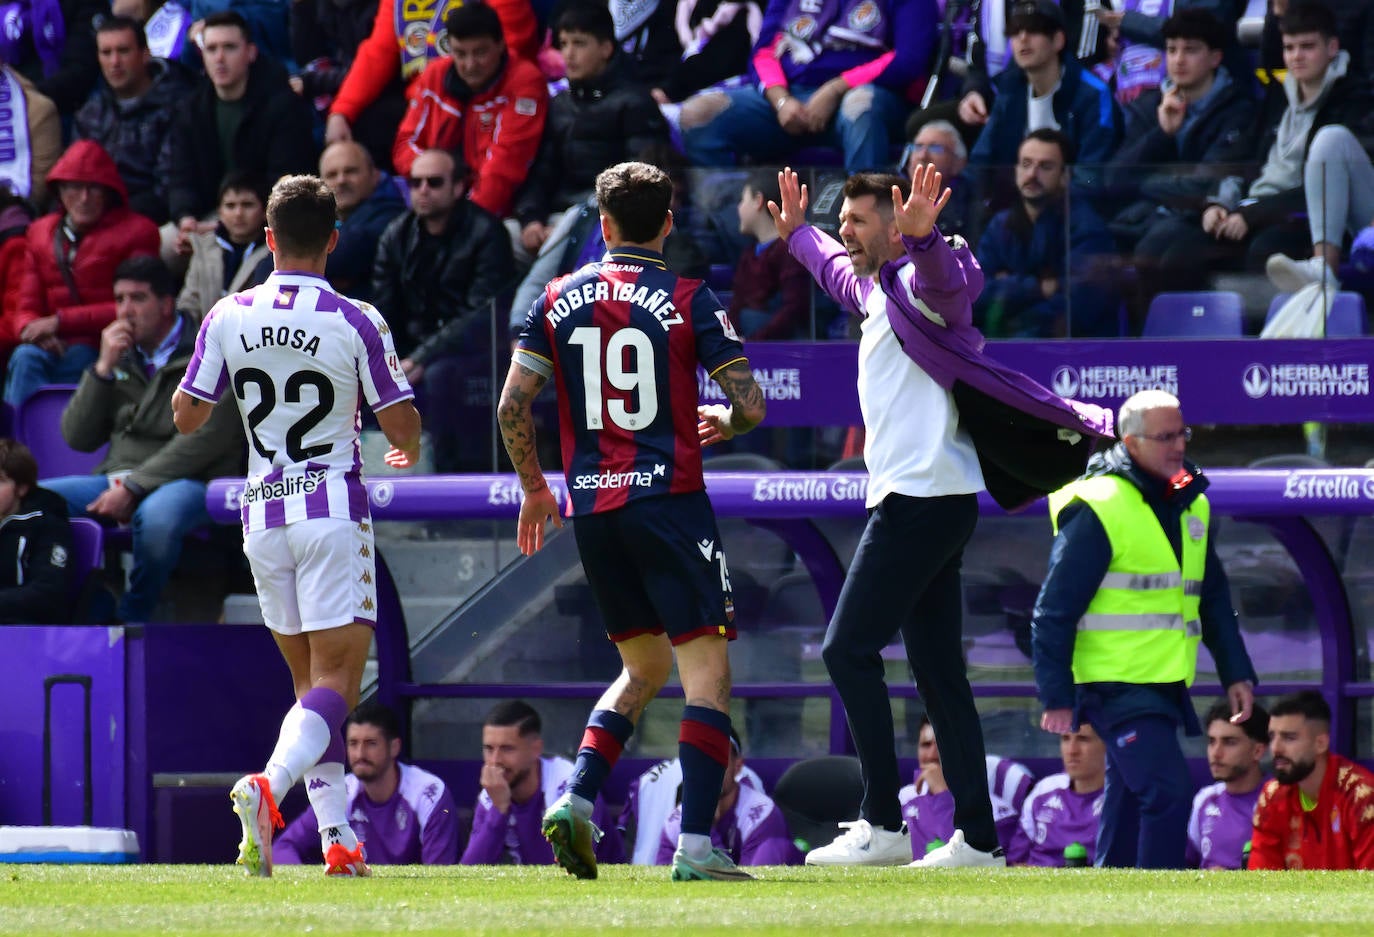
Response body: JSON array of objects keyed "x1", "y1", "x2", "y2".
[
  {"x1": 907, "y1": 829, "x2": 1007, "y2": 868},
  {"x1": 1266, "y1": 254, "x2": 1335, "y2": 293},
  {"x1": 804, "y1": 819, "x2": 912, "y2": 866}
]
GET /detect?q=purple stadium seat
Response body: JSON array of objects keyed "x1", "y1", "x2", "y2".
[
  {"x1": 1143, "y1": 292, "x2": 1245, "y2": 338},
  {"x1": 1265, "y1": 291, "x2": 1367, "y2": 337},
  {"x1": 17, "y1": 385, "x2": 109, "y2": 479},
  {"x1": 66, "y1": 517, "x2": 104, "y2": 589}
]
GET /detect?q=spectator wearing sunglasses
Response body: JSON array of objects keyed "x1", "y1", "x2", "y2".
[
  {"x1": 1030, "y1": 389, "x2": 1257, "y2": 870},
  {"x1": 371, "y1": 148, "x2": 514, "y2": 471}
]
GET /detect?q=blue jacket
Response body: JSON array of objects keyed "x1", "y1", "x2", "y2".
[
  {"x1": 327, "y1": 174, "x2": 407, "y2": 303},
  {"x1": 1030, "y1": 445, "x2": 1258, "y2": 733},
  {"x1": 973, "y1": 198, "x2": 1118, "y2": 338},
  {"x1": 970, "y1": 56, "x2": 1121, "y2": 187}
]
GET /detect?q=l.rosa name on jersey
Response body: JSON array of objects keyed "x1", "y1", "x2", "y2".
[
  {"x1": 239, "y1": 326, "x2": 323, "y2": 356},
  {"x1": 545, "y1": 279, "x2": 684, "y2": 331}
]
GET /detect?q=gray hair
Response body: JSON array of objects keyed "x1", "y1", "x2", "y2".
[
  {"x1": 914, "y1": 120, "x2": 968, "y2": 162},
  {"x1": 1118, "y1": 390, "x2": 1181, "y2": 438}
]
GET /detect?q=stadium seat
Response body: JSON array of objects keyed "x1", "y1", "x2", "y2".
[
  {"x1": 16, "y1": 385, "x2": 107, "y2": 478},
  {"x1": 1247, "y1": 453, "x2": 1331, "y2": 469},
  {"x1": 1264, "y1": 291, "x2": 1367, "y2": 336},
  {"x1": 1143, "y1": 292, "x2": 1245, "y2": 338},
  {"x1": 67, "y1": 518, "x2": 104, "y2": 588},
  {"x1": 826, "y1": 455, "x2": 867, "y2": 472},
  {"x1": 702, "y1": 452, "x2": 785, "y2": 472},
  {"x1": 771, "y1": 755, "x2": 864, "y2": 854}
]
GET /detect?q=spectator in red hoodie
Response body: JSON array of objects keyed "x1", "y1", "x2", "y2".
[
  {"x1": 0, "y1": 188, "x2": 35, "y2": 370},
  {"x1": 324, "y1": 0, "x2": 538, "y2": 168},
  {"x1": 392, "y1": 1, "x2": 547, "y2": 218},
  {"x1": 3, "y1": 140, "x2": 160, "y2": 407}
]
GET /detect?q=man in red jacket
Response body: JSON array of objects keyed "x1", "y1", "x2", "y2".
[
  {"x1": 392, "y1": 2, "x2": 547, "y2": 218},
  {"x1": 3, "y1": 140, "x2": 160, "y2": 407},
  {"x1": 1250, "y1": 690, "x2": 1374, "y2": 870},
  {"x1": 324, "y1": 0, "x2": 537, "y2": 168}
]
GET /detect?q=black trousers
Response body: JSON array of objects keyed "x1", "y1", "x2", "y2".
[{"x1": 820, "y1": 491, "x2": 999, "y2": 850}]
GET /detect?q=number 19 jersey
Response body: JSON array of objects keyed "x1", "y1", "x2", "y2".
[
  {"x1": 514, "y1": 247, "x2": 746, "y2": 517},
  {"x1": 179, "y1": 271, "x2": 414, "y2": 532}
]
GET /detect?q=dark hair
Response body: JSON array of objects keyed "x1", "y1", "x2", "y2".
[
  {"x1": 842, "y1": 172, "x2": 910, "y2": 207},
  {"x1": 114, "y1": 253, "x2": 176, "y2": 298},
  {"x1": 1007, "y1": 0, "x2": 1066, "y2": 38},
  {"x1": 1021, "y1": 127, "x2": 1075, "y2": 164},
  {"x1": 346, "y1": 701, "x2": 402, "y2": 741},
  {"x1": 1270, "y1": 689, "x2": 1332, "y2": 726},
  {"x1": 1279, "y1": 0, "x2": 1340, "y2": 40},
  {"x1": 201, "y1": 9, "x2": 253, "y2": 42},
  {"x1": 266, "y1": 175, "x2": 338, "y2": 256},
  {"x1": 218, "y1": 170, "x2": 269, "y2": 206},
  {"x1": 412, "y1": 147, "x2": 468, "y2": 184},
  {"x1": 595, "y1": 161, "x2": 673, "y2": 244},
  {"x1": 555, "y1": 1, "x2": 615, "y2": 43},
  {"x1": 1161, "y1": 9, "x2": 1229, "y2": 50},
  {"x1": 0, "y1": 438, "x2": 38, "y2": 491},
  {"x1": 745, "y1": 169, "x2": 782, "y2": 207},
  {"x1": 447, "y1": 1, "x2": 504, "y2": 41},
  {"x1": 484, "y1": 699, "x2": 542, "y2": 736},
  {"x1": 96, "y1": 14, "x2": 148, "y2": 49},
  {"x1": 1204, "y1": 700, "x2": 1270, "y2": 745}
]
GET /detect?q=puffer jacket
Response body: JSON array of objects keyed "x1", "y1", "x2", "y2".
[
  {"x1": 73, "y1": 58, "x2": 192, "y2": 225},
  {"x1": 60, "y1": 312, "x2": 245, "y2": 493},
  {"x1": 513, "y1": 54, "x2": 669, "y2": 226},
  {"x1": 12, "y1": 141, "x2": 161, "y2": 348}
]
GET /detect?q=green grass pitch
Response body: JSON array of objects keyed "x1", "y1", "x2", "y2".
[{"x1": 2, "y1": 865, "x2": 1372, "y2": 936}]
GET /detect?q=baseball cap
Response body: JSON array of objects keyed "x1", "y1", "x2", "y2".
[{"x1": 1008, "y1": 0, "x2": 1067, "y2": 35}]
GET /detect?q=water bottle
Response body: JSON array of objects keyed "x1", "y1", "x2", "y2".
[
  {"x1": 1063, "y1": 842, "x2": 1088, "y2": 867},
  {"x1": 925, "y1": 838, "x2": 946, "y2": 856},
  {"x1": 1241, "y1": 840, "x2": 1252, "y2": 870}
]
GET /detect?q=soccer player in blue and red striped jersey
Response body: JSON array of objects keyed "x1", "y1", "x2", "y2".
[{"x1": 498, "y1": 160, "x2": 767, "y2": 883}]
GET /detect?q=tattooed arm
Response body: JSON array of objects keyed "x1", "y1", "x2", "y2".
[
  {"x1": 698, "y1": 360, "x2": 767, "y2": 446},
  {"x1": 497, "y1": 357, "x2": 563, "y2": 554}
]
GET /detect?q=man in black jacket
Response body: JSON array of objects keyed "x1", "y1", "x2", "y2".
[
  {"x1": 1131, "y1": 1, "x2": 1374, "y2": 293},
  {"x1": 163, "y1": 10, "x2": 317, "y2": 257},
  {"x1": 75, "y1": 16, "x2": 190, "y2": 226},
  {"x1": 372, "y1": 148, "x2": 515, "y2": 472},
  {"x1": 0, "y1": 439, "x2": 74, "y2": 625}
]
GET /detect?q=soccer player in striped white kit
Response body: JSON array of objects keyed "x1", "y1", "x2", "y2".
[{"x1": 172, "y1": 174, "x2": 422, "y2": 877}]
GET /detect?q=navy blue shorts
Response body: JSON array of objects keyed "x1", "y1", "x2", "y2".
[{"x1": 572, "y1": 491, "x2": 737, "y2": 645}]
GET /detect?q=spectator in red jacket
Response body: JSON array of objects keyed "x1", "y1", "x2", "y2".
[
  {"x1": 0, "y1": 188, "x2": 35, "y2": 369},
  {"x1": 392, "y1": 2, "x2": 547, "y2": 217},
  {"x1": 3, "y1": 140, "x2": 160, "y2": 407},
  {"x1": 1250, "y1": 690, "x2": 1374, "y2": 870},
  {"x1": 324, "y1": 0, "x2": 538, "y2": 168}
]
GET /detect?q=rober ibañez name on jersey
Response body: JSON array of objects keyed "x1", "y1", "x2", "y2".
[
  {"x1": 242, "y1": 469, "x2": 328, "y2": 504},
  {"x1": 239, "y1": 326, "x2": 322, "y2": 356},
  {"x1": 1281, "y1": 472, "x2": 1374, "y2": 500},
  {"x1": 545, "y1": 279, "x2": 683, "y2": 331}
]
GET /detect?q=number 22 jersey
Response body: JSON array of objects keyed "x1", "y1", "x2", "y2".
[
  {"x1": 514, "y1": 246, "x2": 746, "y2": 517},
  {"x1": 179, "y1": 271, "x2": 414, "y2": 531}
]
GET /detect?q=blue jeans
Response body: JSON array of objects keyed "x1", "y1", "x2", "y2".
[
  {"x1": 4, "y1": 343, "x2": 99, "y2": 407},
  {"x1": 683, "y1": 84, "x2": 909, "y2": 175},
  {"x1": 42, "y1": 475, "x2": 211, "y2": 622}
]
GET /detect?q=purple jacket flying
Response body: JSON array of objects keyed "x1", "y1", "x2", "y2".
[
  {"x1": 461, "y1": 756, "x2": 624, "y2": 866},
  {"x1": 786, "y1": 224, "x2": 1114, "y2": 509}
]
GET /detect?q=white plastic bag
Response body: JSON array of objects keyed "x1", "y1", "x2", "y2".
[{"x1": 1261, "y1": 282, "x2": 1334, "y2": 338}]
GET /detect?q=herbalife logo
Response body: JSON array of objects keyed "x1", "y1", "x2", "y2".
[
  {"x1": 1243, "y1": 362, "x2": 1369, "y2": 398},
  {"x1": 1049, "y1": 364, "x2": 1177, "y2": 399},
  {"x1": 308, "y1": 778, "x2": 331, "y2": 791}
]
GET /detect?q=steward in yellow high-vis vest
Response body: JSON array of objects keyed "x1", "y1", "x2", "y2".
[{"x1": 1029, "y1": 391, "x2": 1256, "y2": 871}]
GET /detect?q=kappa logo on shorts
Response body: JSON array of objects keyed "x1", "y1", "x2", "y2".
[
  {"x1": 360, "y1": 597, "x2": 375, "y2": 612},
  {"x1": 697, "y1": 539, "x2": 715, "y2": 561},
  {"x1": 358, "y1": 543, "x2": 371, "y2": 558},
  {"x1": 359, "y1": 570, "x2": 372, "y2": 584}
]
